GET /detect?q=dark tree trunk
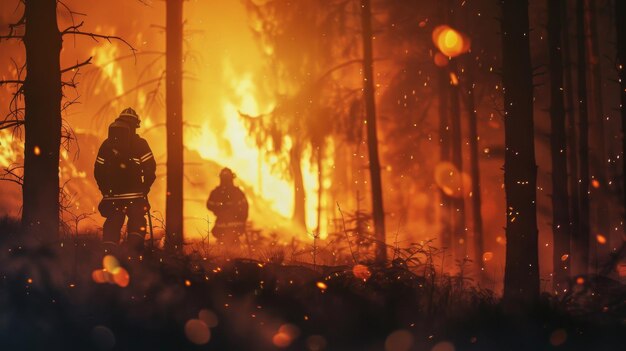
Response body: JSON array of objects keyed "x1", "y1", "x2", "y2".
[
  {"x1": 360, "y1": 0, "x2": 386, "y2": 264},
  {"x1": 562, "y1": 0, "x2": 580, "y2": 279},
  {"x1": 500, "y1": 0, "x2": 540, "y2": 303},
  {"x1": 548, "y1": 0, "x2": 571, "y2": 292},
  {"x1": 584, "y1": 0, "x2": 609, "y2": 266},
  {"x1": 438, "y1": 0, "x2": 452, "y2": 255},
  {"x1": 449, "y1": 61, "x2": 467, "y2": 260},
  {"x1": 574, "y1": 0, "x2": 591, "y2": 276},
  {"x1": 438, "y1": 66, "x2": 453, "y2": 252},
  {"x1": 21, "y1": 0, "x2": 62, "y2": 242},
  {"x1": 165, "y1": 0, "x2": 184, "y2": 252},
  {"x1": 464, "y1": 59, "x2": 485, "y2": 281},
  {"x1": 290, "y1": 142, "x2": 307, "y2": 229},
  {"x1": 618, "y1": 0, "x2": 626, "y2": 229}
]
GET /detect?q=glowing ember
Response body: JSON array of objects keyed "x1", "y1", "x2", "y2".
[
  {"x1": 576, "y1": 277, "x2": 585, "y2": 285},
  {"x1": 33, "y1": 146, "x2": 41, "y2": 156},
  {"x1": 316, "y1": 281, "x2": 327, "y2": 291},
  {"x1": 560, "y1": 254, "x2": 569, "y2": 261},
  {"x1": 449, "y1": 72, "x2": 459, "y2": 86},
  {"x1": 596, "y1": 234, "x2": 607, "y2": 244},
  {"x1": 591, "y1": 179, "x2": 600, "y2": 188},
  {"x1": 482, "y1": 252, "x2": 493, "y2": 262}
]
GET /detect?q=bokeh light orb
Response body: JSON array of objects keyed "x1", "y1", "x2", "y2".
[
  {"x1": 434, "y1": 52, "x2": 449, "y2": 67},
  {"x1": 272, "y1": 332, "x2": 292, "y2": 348},
  {"x1": 185, "y1": 319, "x2": 211, "y2": 345},
  {"x1": 549, "y1": 329, "x2": 567, "y2": 346},
  {"x1": 199, "y1": 309, "x2": 219, "y2": 328},
  {"x1": 92, "y1": 269, "x2": 107, "y2": 284},
  {"x1": 279, "y1": 323, "x2": 301, "y2": 339},
  {"x1": 432, "y1": 25, "x2": 470, "y2": 58},
  {"x1": 431, "y1": 341, "x2": 455, "y2": 351},
  {"x1": 102, "y1": 255, "x2": 121, "y2": 274},
  {"x1": 385, "y1": 329, "x2": 413, "y2": 351},
  {"x1": 113, "y1": 267, "x2": 130, "y2": 288}
]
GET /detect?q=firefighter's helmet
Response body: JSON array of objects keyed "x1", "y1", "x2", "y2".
[
  {"x1": 116, "y1": 107, "x2": 141, "y2": 128},
  {"x1": 220, "y1": 167, "x2": 236, "y2": 180}
]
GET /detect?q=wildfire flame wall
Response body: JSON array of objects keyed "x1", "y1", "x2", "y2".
[{"x1": 1, "y1": 0, "x2": 623, "y2": 284}]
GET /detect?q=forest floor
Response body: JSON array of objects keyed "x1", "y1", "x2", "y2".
[{"x1": 0, "y1": 218, "x2": 624, "y2": 351}]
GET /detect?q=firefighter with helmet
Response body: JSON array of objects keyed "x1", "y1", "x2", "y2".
[
  {"x1": 94, "y1": 107, "x2": 156, "y2": 253},
  {"x1": 206, "y1": 168, "x2": 249, "y2": 246}
]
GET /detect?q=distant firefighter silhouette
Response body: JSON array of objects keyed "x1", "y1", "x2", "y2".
[
  {"x1": 94, "y1": 108, "x2": 156, "y2": 253},
  {"x1": 206, "y1": 168, "x2": 249, "y2": 246}
]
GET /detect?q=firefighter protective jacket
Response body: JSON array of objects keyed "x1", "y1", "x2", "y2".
[
  {"x1": 94, "y1": 134, "x2": 156, "y2": 200},
  {"x1": 206, "y1": 185, "x2": 249, "y2": 236}
]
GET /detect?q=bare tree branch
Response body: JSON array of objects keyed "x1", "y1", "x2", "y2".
[
  {"x1": 60, "y1": 56, "x2": 93, "y2": 74},
  {"x1": 62, "y1": 21, "x2": 136, "y2": 57},
  {"x1": 0, "y1": 120, "x2": 24, "y2": 130},
  {"x1": 0, "y1": 80, "x2": 24, "y2": 86},
  {"x1": 0, "y1": 35, "x2": 23, "y2": 41},
  {"x1": 0, "y1": 164, "x2": 24, "y2": 186}
]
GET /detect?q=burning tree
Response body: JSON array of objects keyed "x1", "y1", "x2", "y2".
[{"x1": 242, "y1": 0, "x2": 361, "y2": 233}]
